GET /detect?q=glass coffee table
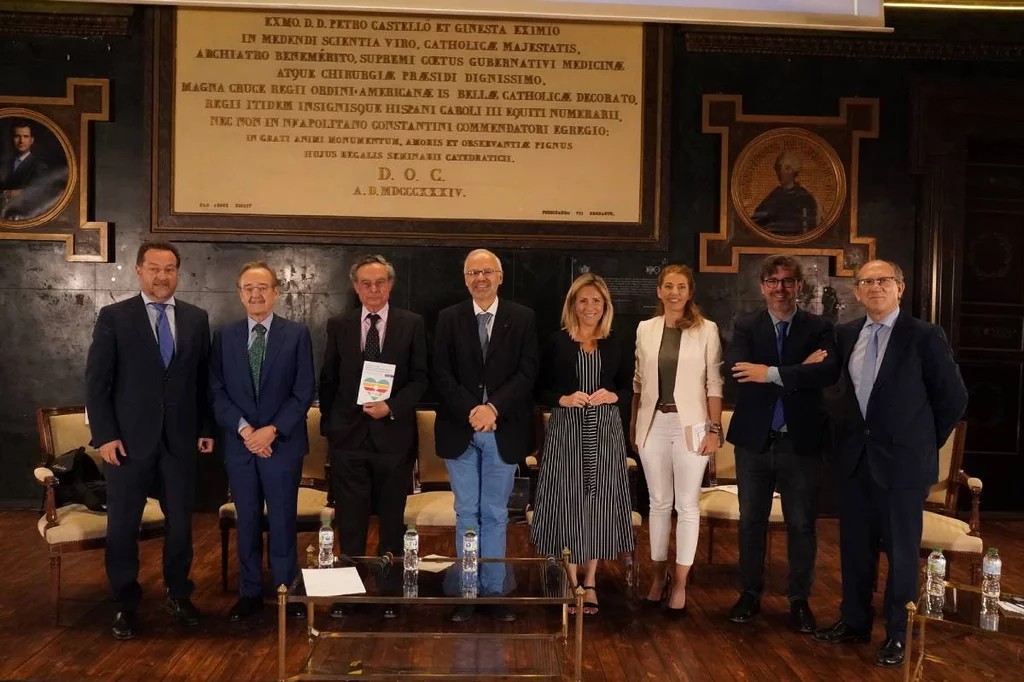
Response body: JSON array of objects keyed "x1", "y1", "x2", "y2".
[
  {"x1": 905, "y1": 581, "x2": 1024, "y2": 682},
  {"x1": 277, "y1": 551, "x2": 585, "y2": 682}
]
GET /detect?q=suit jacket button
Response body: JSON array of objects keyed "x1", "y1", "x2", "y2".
[
  {"x1": 864, "y1": 429, "x2": 871, "y2": 436},
  {"x1": 478, "y1": 383, "x2": 483, "y2": 388}
]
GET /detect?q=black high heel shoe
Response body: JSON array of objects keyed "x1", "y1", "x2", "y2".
[
  {"x1": 664, "y1": 583, "x2": 688, "y2": 617},
  {"x1": 644, "y1": 574, "x2": 671, "y2": 608}
]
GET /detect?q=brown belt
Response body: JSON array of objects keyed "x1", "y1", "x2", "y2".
[{"x1": 656, "y1": 404, "x2": 678, "y2": 413}]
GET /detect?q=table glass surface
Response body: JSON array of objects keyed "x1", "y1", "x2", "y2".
[{"x1": 915, "y1": 583, "x2": 1024, "y2": 640}]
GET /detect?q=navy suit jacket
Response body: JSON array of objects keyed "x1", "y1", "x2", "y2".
[
  {"x1": 209, "y1": 315, "x2": 315, "y2": 460},
  {"x1": 726, "y1": 308, "x2": 840, "y2": 456},
  {"x1": 834, "y1": 311, "x2": 968, "y2": 490}
]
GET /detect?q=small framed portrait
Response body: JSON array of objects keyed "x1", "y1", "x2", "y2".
[
  {"x1": 0, "y1": 110, "x2": 75, "y2": 228},
  {"x1": 731, "y1": 127, "x2": 847, "y2": 245}
]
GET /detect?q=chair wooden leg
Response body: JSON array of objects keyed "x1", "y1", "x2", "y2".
[
  {"x1": 970, "y1": 555, "x2": 981, "y2": 586},
  {"x1": 50, "y1": 550, "x2": 61, "y2": 626},
  {"x1": 766, "y1": 530, "x2": 773, "y2": 569},
  {"x1": 220, "y1": 527, "x2": 229, "y2": 592}
]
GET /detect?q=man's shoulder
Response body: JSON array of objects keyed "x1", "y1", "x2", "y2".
[
  {"x1": 735, "y1": 309, "x2": 766, "y2": 329},
  {"x1": 795, "y1": 309, "x2": 833, "y2": 330},
  {"x1": 99, "y1": 294, "x2": 142, "y2": 318},
  {"x1": 388, "y1": 306, "x2": 424, "y2": 325},
  {"x1": 437, "y1": 300, "x2": 471, "y2": 320},
  {"x1": 501, "y1": 299, "x2": 535, "y2": 318},
  {"x1": 174, "y1": 297, "x2": 208, "y2": 319}
]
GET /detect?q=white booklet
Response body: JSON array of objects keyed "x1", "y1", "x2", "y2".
[
  {"x1": 685, "y1": 422, "x2": 708, "y2": 453},
  {"x1": 357, "y1": 361, "x2": 397, "y2": 405},
  {"x1": 301, "y1": 567, "x2": 366, "y2": 597}
]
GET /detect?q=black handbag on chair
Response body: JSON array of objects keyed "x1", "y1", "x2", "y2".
[{"x1": 507, "y1": 465, "x2": 531, "y2": 522}]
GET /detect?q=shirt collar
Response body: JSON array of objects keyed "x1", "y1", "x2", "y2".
[
  {"x1": 362, "y1": 302, "x2": 389, "y2": 323},
  {"x1": 473, "y1": 298, "x2": 498, "y2": 317},
  {"x1": 768, "y1": 309, "x2": 795, "y2": 327},
  {"x1": 15, "y1": 151, "x2": 30, "y2": 162},
  {"x1": 866, "y1": 306, "x2": 900, "y2": 330},
  {"x1": 140, "y1": 291, "x2": 176, "y2": 308},
  {"x1": 248, "y1": 313, "x2": 274, "y2": 334}
]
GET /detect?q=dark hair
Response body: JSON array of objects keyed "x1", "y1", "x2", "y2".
[
  {"x1": 349, "y1": 254, "x2": 396, "y2": 284},
  {"x1": 10, "y1": 119, "x2": 34, "y2": 136},
  {"x1": 236, "y1": 261, "x2": 280, "y2": 289},
  {"x1": 654, "y1": 264, "x2": 705, "y2": 330},
  {"x1": 136, "y1": 241, "x2": 181, "y2": 268},
  {"x1": 759, "y1": 254, "x2": 803, "y2": 283}
]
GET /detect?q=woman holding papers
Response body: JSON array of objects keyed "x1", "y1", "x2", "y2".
[
  {"x1": 631, "y1": 264, "x2": 723, "y2": 615},
  {"x1": 530, "y1": 274, "x2": 635, "y2": 617}
]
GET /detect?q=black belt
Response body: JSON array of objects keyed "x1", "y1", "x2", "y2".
[{"x1": 768, "y1": 430, "x2": 789, "y2": 440}]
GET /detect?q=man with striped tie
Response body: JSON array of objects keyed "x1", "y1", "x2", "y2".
[
  {"x1": 86, "y1": 241, "x2": 215, "y2": 640},
  {"x1": 209, "y1": 262, "x2": 315, "y2": 622},
  {"x1": 814, "y1": 259, "x2": 967, "y2": 668}
]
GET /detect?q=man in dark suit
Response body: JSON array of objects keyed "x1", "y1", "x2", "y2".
[
  {"x1": 0, "y1": 120, "x2": 50, "y2": 220},
  {"x1": 727, "y1": 254, "x2": 840, "y2": 632},
  {"x1": 209, "y1": 261, "x2": 315, "y2": 622},
  {"x1": 433, "y1": 249, "x2": 539, "y2": 623},
  {"x1": 85, "y1": 241, "x2": 215, "y2": 640},
  {"x1": 319, "y1": 255, "x2": 428, "y2": 618},
  {"x1": 814, "y1": 260, "x2": 968, "y2": 668}
]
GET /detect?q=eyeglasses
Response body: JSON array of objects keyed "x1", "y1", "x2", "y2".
[
  {"x1": 762, "y1": 277, "x2": 798, "y2": 288},
  {"x1": 240, "y1": 284, "x2": 271, "y2": 294},
  {"x1": 465, "y1": 269, "x2": 500, "y2": 278},
  {"x1": 855, "y1": 277, "x2": 900, "y2": 288}
]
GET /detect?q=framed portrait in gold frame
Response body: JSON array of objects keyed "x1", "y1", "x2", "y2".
[{"x1": 701, "y1": 95, "x2": 878, "y2": 275}]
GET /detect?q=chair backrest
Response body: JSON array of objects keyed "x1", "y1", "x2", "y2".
[
  {"x1": 416, "y1": 410, "x2": 450, "y2": 486},
  {"x1": 926, "y1": 421, "x2": 968, "y2": 510},
  {"x1": 36, "y1": 406, "x2": 103, "y2": 468},
  {"x1": 707, "y1": 410, "x2": 736, "y2": 484},
  {"x1": 304, "y1": 404, "x2": 328, "y2": 482}
]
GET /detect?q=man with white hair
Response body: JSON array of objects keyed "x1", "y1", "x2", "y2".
[
  {"x1": 751, "y1": 150, "x2": 819, "y2": 236},
  {"x1": 433, "y1": 249, "x2": 539, "y2": 623}
]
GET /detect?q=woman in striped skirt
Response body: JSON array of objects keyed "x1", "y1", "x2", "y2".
[{"x1": 530, "y1": 274, "x2": 635, "y2": 616}]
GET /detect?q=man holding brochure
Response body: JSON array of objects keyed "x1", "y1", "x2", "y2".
[{"x1": 319, "y1": 254, "x2": 429, "y2": 618}]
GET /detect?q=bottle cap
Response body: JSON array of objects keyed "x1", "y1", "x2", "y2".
[
  {"x1": 407, "y1": 523, "x2": 416, "y2": 531},
  {"x1": 988, "y1": 547, "x2": 998, "y2": 554},
  {"x1": 467, "y1": 525, "x2": 476, "y2": 531}
]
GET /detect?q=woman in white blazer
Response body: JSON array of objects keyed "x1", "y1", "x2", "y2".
[{"x1": 631, "y1": 264, "x2": 723, "y2": 614}]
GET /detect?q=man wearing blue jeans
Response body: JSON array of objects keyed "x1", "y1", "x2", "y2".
[{"x1": 433, "y1": 249, "x2": 539, "y2": 622}]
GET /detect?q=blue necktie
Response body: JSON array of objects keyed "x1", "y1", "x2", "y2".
[
  {"x1": 13, "y1": 157, "x2": 21, "y2": 173},
  {"x1": 857, "y1": 323, "x2": 881, "y2": 417},
  {"x1": 771, "y1": 320, "x2": 788, "y2": 430},
  {"x1": 150, "y1": 302, "x2": 174, "y2": 368},
  {"x1": 478, "y1": 312, "x2": 492, "y2": 401}
]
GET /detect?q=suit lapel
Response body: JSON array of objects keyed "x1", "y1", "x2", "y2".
[
  {"x1": 259, "y1": 317, "x2": 286, "y2": 391},
  {"x1": 129, "y1": 295, "x2": 165, "y2": 369},
  {"x1": 462, "y1": 301, "x2": 485, "y2": 366},
  {"x1": 486, "y1": 302, "x2": 511, "y2": 365},
  {"x1": 757, "y1": 310, "x2": 782, "y2": 365},
  {"x1": 869, "y1": 311, "x2": 912, "y2": 398},
  {"x1": 167, "y1": 302, "x2": 190, "y2": 371},
  {"x1": 379, "y1": 309, "x2": 400, "y2": 362},
  {"x1": 234, "y1": 321, "x2": 256, "y2": 403}
]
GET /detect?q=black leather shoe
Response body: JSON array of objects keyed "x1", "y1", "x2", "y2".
[
  {"x1": 330, "y1": 603, "x2": 350, "y2": 619},
  {"x1": 728, "y1": 593, "x2": 761, "y2": 623},
  {"x1": 382, "y1": 605, "x2": 399, "y2": 619},
  {"x1": 228, "y1": 596, "x2": 263, "y2": 622},
  {"x1": 876, "y1": 638, "x2": 905, "y2": 668},
  {"x1": 286, "y1": 603, "x2": 306, "y2": 620},
  {"x1": 112, "y1": 610, "x2": 138, "y2": 640},
  {"x1": 165, "y1": 597, "x2": 201, "y2": 627},
  {"x1": 450, "y1": 605, "x2": 475, "y2": 622},
  {"x1": 789, "y1": 599, "x2": 817, "y2": 634},
  {"x1": 813, "y1": 620, "x2": 871, "y2": 644},
  {"x1": 486, "y1": 605, "x2": 518, "y2": 622}
]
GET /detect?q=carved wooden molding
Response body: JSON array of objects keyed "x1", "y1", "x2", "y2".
[
  {"x1": 0, "y1": 11, "x2": 129, "y2": 38},
  {"x1": 684, "y1": 31, "x2": 1024, "y2": 62}
]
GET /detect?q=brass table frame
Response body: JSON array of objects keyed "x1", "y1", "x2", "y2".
[
  {"x1": 904, "y1": 581, "x2": 1024, "y2": 682},
  {"x1": 277, "y1": 549, "x2": 585, "y2": 682}
]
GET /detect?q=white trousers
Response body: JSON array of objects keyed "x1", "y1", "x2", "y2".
[{"x1": 638, "y1": 411, "x2": 709, "y2": 565}]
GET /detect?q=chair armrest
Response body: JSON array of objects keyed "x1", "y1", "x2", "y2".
[
  {"x1": 35, "y1": 467, "x2": 59, "y2": 529},
  {"x1": 34, "y1": 466, "x2": 55, "y2": 486},
  {"x1": 957, "y1": 470, "x2": 982, "y2": 535}
]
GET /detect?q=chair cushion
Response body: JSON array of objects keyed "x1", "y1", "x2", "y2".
[
  {"x1": 699, "y1": 488, "x2": 784, "y2": 522},
  {"x1": 219, "y1": 488, "x2": 332, "y2": 524},
  {"x1": 38, "y1": 498, "x2": 164, "y2": 544},
  {"x1": 921, "y1": 511, "x2": 984, "y2": 554},
  {"x1": 404, "y1": 491, "x2": 456, "y2": 527}
]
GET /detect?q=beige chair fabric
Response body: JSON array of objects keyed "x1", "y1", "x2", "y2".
[
  {"x1": 700, "y1": 489, "x2": 784, "y2": 522},
  {"x1": 39, "y1": 499, "x2": 165, "y2": 544},
  {"x1": 404, "y1": 490, "x2": 457, "y2": 527},
  {"x1": 219, "y1": 488, "x2": 333, "y2": 524},
  {"x1": 922, "y1": 511, "x2": 984, "y2": 554}
]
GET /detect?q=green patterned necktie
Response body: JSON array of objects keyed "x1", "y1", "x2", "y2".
[{"x1": 249, "y1": 323, "x2": 267, "y2": 399}]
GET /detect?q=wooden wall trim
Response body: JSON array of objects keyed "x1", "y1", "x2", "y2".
[{"x1": 0, "y1": 11, "x2": 130, "y2": 37}]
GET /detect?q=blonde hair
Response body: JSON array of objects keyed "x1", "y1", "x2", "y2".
[
  {"x1": 654, "y1": 264, "x2": 705, "y2": 330},
  {"x1": 561, "y1": 273, "x2": 614, "y2": 340}
]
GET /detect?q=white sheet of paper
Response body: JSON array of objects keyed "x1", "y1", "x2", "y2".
[
  {"x1": 690, "y1": 422, "x2": 708, "y2": 451},
  {"x1": 301, "y1": 567, "x2": 366, "y2": 597},
  {"x1": 999, "y1": 600, "x2": 1024, "y2": 616},
  {"x1": 419, "y1": 554, "x2": 456, "y2": 573},
  {"x1": 357, "y1": 361, "x2": 397, "y2": 405},
  {"x1": 700, "y1": 484, "x2": 780, "y2": 498}
]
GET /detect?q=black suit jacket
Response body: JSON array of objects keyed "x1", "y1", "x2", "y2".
[
  {"x1": 726, "y1": 308, "x2": 840, "y2": 456},
  {"x1": 432, "y1": 299, "x2": 539, "y2": 464},
  {"x1": 0, "y1": 153, "x2": 48, "y2": 191},
  {"x1": 318, "y1": 306, "x2": 429, "y2": 455},
  {"x1": 834, "y1": 311, "x2": 968, "y2": 490},
  {"x1": 85, "y1": 294, "x2": 213, "y2": 459},
  {"x1": 535, "y1": 329, "x2": 633, "y2": 411}
]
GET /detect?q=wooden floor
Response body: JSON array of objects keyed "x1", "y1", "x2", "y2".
[{"x1": 1, "y1": 511, "x2": 1021, "y2": 682}]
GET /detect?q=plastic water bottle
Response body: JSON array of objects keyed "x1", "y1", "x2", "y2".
[
  {"x1": 403, "y1": 524, "x2": 420, "y2": 587},
  {"x1": 461, "y1": 526, "x2": 479, "y2": 598},
  {"x1": 926, "y1": 548, "x2": 946, "y2": 614},
  {"x1": 317, "y1": 521, "x2": 335, "y2": 569},
  {"x1": 982, "y1": 548, "x2": 1002, "y2": 600}
]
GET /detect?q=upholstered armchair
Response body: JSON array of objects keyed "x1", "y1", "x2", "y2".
[
  {"x1": 35, "y1": 405, "x2": 165, "y2": 623},
  {"x1": 403, "y1": 409, "x2": 458, "y2": 539}
]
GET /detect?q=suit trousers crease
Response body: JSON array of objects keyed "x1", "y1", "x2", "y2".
[
  {"x1": 735, "y1": 439, "x2": 821, "y2": 601},
  {"x1": 839, "y1": 456, "x2": 927, "y2": 641},
  {"x1": 104, "y1": 434, "x2": 196, "y2": 609},
  {"x1": 330, "y1": 438, "x2": 413, "y2": 558}
]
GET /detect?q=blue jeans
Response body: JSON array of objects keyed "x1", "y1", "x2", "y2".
[{"x1": 445, "y1": 431, "x2": 517, "y2": 596}]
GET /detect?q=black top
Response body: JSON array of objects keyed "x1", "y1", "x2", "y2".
[{"x1": 535, "y1": 329, "x2": 634, "y2": 411}]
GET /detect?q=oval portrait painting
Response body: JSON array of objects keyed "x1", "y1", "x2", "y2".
[
  {"x1": 731, "y1": 127, "x2": 847, "y2": 244},
  {"x1": 0, "y1": 109, "x2": 76, "y2": 229}
]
